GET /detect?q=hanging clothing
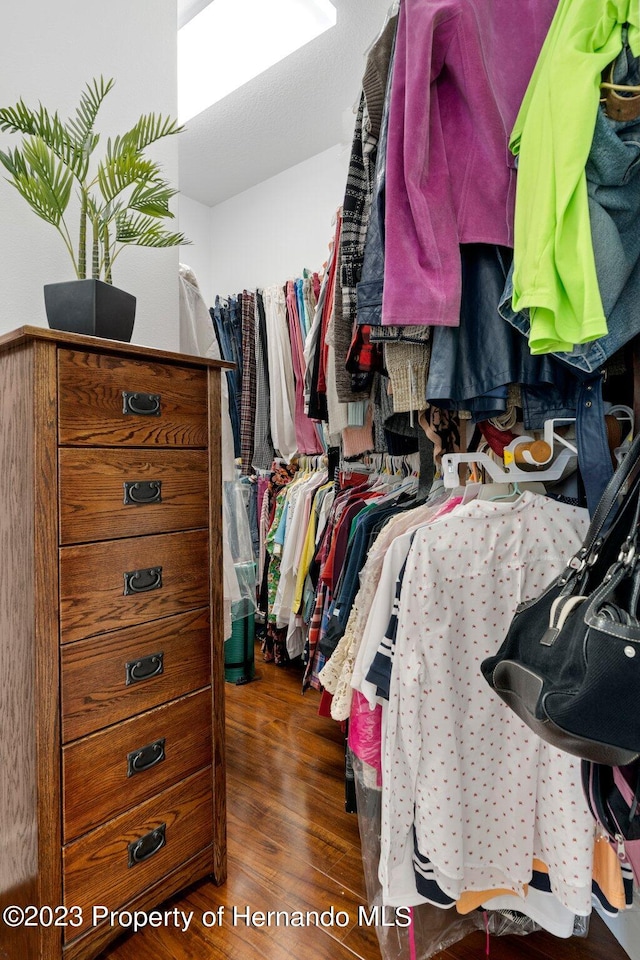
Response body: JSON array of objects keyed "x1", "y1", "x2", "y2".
[
  {"x1": 504, "y1": 90, "x2": 640, "y2": 373},
  {"x1": 263, "y1": 284, "x2": 298, "y2": 461},
  {"x1": 240, "y1": 290, "x2": 256, "y2": 475},
  {"x1": 510, "y1": 0, "x2": 640, "y2": 353},
  {"x1": 252, "y1": 291, "x2": 275, "y2": 471},
  {"x1": 178, "y1": 263, "x2": 218, "y2": 360},
  {"x1": 425, "y1": 244, "x2": 579, "y2": 427},
  {"x1": 381, "y1": 0, "x2": 558, "y2": 328},
  {"x1": 307, "y1": 215, "x2": 341, "y2": 423},
  {"x1": 335, "y1": 12, "x2": 398, "y2": 402},
  {"x1": 286, "y1": 280, "x2": 324, "y2": 455},
  {"x1": 378, "y1": 493, "x2": 595, "y2": 914},
  {"x1": 178, "y1": 265, "x2": 240, "y2": 643},
  {"x1": 319, "y1": 499, "x2": 443, "y2": 721},
  {"x1": 211, "y1": 295, "x2": 243, "y2": 458},
  {"x1": 305, "y1": 254, "x2": 331, "y2": 423}
]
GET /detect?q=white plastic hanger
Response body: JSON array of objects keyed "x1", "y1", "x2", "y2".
[
  {"x1": 442, "y1": 446, "x2": 574, "y2": 489},
  {"x1": 441, "y1": 415, "x2": 582, "y2": 490}
]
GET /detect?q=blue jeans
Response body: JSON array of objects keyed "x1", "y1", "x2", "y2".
[
  {"x1": 355, "y1": 19, "x2": 391, "y2": 331},
  {"x1": 211, "y1": 296, "x2": 242, "y2": 458}
]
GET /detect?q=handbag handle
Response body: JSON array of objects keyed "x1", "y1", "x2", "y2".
[{"x1": 570, "y1": 429, "x2": 640, "y2": 570}]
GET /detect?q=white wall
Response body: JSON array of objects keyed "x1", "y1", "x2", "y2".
[
  {"x1": 0, "y1": 0, "x2": 180, "y2": 351},
  {"x1": 179, "y1": 143, "x2": 349, "y2": 304},
  {"x1": 179, "y1": 194, "x2": 214, "y2": 308}
]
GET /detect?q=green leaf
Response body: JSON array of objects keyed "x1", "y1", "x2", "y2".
[
  {"x1": 115, "y1": 211, "x2": 187, "y2": 247},
  {"x1": 124, "y1": 228, "x2": 189, "y2": 248},
  {"x1": 128, "y1": 179, "x2": 177, "y2": 217},
  {"x1": 117, "y1": 113, "x2": 184, "y2": 155},
  {"x1": 0, "y1": 145, "x2": 28, "y2": 179},
  {"x1": 0, "y1": 100, "x2": 83, "y2": 176},
  {"x1": 0, "y1": 99, "x2": 39, "y2": 135},
  {"x1": 1, "y1": 141, "x2": 71, "y2": 227},
  {"x1": 97, "y1": 149, "x2": 159, "y2": 204},
  {"x1": 33, "y1": 107, "x2": 82, "y2": 173},
  {"x1": 11, "y1": 175, "x2": 63, "y2": 226},
  {"x1": 21, "y1": 136, "x2": 73, "y2": 221},
  {"x1": 66, "y1": 77, "x2": 114, "y2": 149}
]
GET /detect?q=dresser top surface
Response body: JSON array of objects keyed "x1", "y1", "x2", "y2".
[{"x1": 0, "y1": 325, "x2": 235, "y2": 370}]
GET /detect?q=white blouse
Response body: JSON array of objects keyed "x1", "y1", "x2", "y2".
[{"x1": 379, "y1": 492, "x2": 596, "y2": 915}]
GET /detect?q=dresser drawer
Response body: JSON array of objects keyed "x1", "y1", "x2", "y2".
[
  {"x1": 61, "y1": 608, "x2": 211, "y2": 742},
  {"x1": 60, "y1": 530, "x2": 209, "y2": 643},
  {"x1": 63, "y1": 768, "x2": 213, "y2": 941},
  {"x1": 62, "y1": 689, "x2": 212, "y2": 842},
  {"x1": 58, "y1": 349, "x2": 208, "y2": 447},
  {"x1": 59, "y1": 448, "x2": 209, "y2": 544}
]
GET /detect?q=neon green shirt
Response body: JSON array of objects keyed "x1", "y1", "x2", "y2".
[{"x1": 510, "y1": 0, "x2": 640, "y2": 354}]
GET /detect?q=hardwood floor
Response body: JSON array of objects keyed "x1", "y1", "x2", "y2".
[{"x1": 102, "y1": 649, "x2": 631, "y2": 960}]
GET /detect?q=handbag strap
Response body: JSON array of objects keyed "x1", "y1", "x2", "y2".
[{"x1": 570, "y1": 429, "x2": 640, "y2": 570}]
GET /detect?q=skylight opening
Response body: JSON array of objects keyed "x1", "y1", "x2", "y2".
[{"x1": 178, "y1": 0, "x2": 337, "y2": 124}]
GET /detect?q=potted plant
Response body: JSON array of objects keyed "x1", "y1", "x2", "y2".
[{"x1": 0, "y1": 77, "x2": 188, "y2": 341}]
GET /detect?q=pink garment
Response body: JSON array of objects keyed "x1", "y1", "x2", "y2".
[
  {"x1": 349, "y1": 690, "x2": 383, "y2": 787},
  {"x1": 341, "y1": 404, "x2": 375, "y2": 458},
  {"x1": 382, "y1": 0, "x2": 557, "y2": 326},
  {"x1": 430, "y1": 495, "x2": 463, "y2": 520},
  {"x1": 286, "y1": 281, "x2": 323, "y2": 454}
]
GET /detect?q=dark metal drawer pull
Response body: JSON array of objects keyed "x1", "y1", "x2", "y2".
[
  {"x1": 123, "y1": 480, "x2": 162, "y2": 505},
  {"x1": 122, "y1": 391, "x2": 161, "y2": 417},
  {"x1": 127, "y1": 737, "x2": 166, "y2": 778},
  {"x1": 125, "y1": 651, "x2": 164, "y2": 685},
  {"x1": 127, "y1": 824, "x2": 166, "y2": 868},
  {"x1": 123, "y1": 566, "x2": 162, "y2": 595}
]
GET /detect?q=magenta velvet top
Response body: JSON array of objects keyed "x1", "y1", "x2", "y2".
[{"x1": 382, "y1": 0, "x2": 558, "y2": 326}]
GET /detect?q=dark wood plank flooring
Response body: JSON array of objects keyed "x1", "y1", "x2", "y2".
[{"x1": 102, "y1": 649, "x2": 631, "y2": 960}]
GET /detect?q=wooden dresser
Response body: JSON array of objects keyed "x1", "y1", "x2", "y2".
[{"x1": 0, "y1": 327, "x2": 229, "y2": 960}]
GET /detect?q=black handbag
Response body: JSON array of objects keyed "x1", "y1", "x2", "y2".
[{"x1": 481, "y1": 429, "x2": 640, "y2": 767}]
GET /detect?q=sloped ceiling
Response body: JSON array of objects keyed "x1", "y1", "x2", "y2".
[{"x1": 177, "y1": 0, "x2": 395, "y2": 206}]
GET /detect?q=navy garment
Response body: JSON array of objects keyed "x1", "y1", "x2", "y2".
[
  {"x1": 575, "y1": 372, "x2": 614, "y2": 514},
  {"x1": 366, "y1": 552, "x2": 410, "y2": 700},
  {"x1": 427, "y1": 245, "x2": 579, "y2": 427},
  {"x1": 319, "y1": 496, "x2": 415, "y2": 660}
]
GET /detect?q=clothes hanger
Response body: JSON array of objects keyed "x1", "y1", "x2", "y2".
[
  {"x1": 487, "y1": 481, "x2": 522, "y2": 503},
  {"x1": 460, "y1": 481, "x2": 482, "y2": 506},
  {"x1": 442, "y1": 440, "x2": 576, "y2": 489}
]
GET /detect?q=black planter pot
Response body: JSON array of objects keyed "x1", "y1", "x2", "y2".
[{"x1": 43, "y1": 278, "x2": 136, "y2": 342}]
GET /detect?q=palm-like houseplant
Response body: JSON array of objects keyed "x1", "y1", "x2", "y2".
[{"x1": 0, "y1": 77, "x2": 188, "y2": 340}]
